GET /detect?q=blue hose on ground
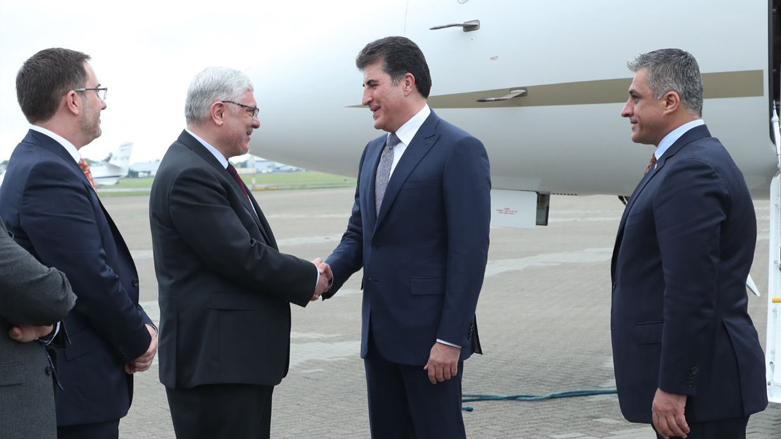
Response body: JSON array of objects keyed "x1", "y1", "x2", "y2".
[{"x1": 461, "y1": 389, "x2": 618, "y2": 411}]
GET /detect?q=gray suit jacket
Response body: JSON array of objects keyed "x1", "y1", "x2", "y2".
[{"x1": 0, "y1": 219, "x2": 76, "y2": 439}]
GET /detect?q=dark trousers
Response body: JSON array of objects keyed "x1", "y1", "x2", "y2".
[
  {"x1": 653, "y1": 416, "x2": 750, "y2": 439},
  {"x1": 166, "y1": 383, "x2": 274, "y2": 439},
  {"x1": 364, "y1": 342, "x2": 466, "y2": 439},
  {"x1": 57, "y1": 420, "x2": 119, "y2": 439}
]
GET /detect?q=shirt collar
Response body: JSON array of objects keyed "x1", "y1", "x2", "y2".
[
  {"x1": 185, "y1": 128, "x2": 229, "y2": 169},
  {"x1": 655, "y1": 119, "x2": 705, "y2": 160},
  {"x1": 29, "y1": 125, "x2": 81, "y2": 163},
  {"x1": 391, "y1": 104, "x2": 431, "y2": 146}
]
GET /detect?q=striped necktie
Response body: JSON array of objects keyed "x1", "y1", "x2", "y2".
[{"x1": 375, "y1": 133, "x2": 401, "y2": 215}]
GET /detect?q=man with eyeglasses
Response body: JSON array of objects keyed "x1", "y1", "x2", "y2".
[
  {"x1": 149, "y1": 66, "x2": 331, "y2": 439},
  {"x1": 0, "y1": 48, "x2": 157, "y2": 439}
]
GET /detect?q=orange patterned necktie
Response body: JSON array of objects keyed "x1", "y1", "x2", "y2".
[
  {"x1": 78, "y1": 158, "x2": 97, "y2": 191},
  {"x1": 644, "y1": 154, "x2": 657, "y2": 175}
]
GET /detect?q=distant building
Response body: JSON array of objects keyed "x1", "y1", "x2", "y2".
[
  {"x1": 129, "y1": 160, "x2": 161, "y2": 178},
  {"x1": 231, "y1": 155, "x2": 304, "y2": 174}
]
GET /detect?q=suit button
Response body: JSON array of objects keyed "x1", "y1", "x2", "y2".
[
  {"x1": 612, "y1": 282, "x2": 617, "y2": 290},
  {"x1": 132, "y1": 278, "x2": 139, "y2": 287},
  {"x1": 372, "y1": 243, "x2": 378, "y2": 250},
  {"x1": 368, "y1": 277, "x2": 373, "y2": 282},
  {"x1": 45, "y1": 366, "x2": 53, "y2": 376}
]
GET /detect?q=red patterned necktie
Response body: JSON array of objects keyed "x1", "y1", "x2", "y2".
[
  {"x1": 78, "y1": 158, "x2": 97, "y2": 191},
  {"x1": 644, "y1": 154, "x2": 657, "y2": 175}
]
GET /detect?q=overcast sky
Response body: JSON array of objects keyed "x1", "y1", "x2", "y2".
[{"x1": 0, "y1": 0, "x2": 367, "y2": 163}]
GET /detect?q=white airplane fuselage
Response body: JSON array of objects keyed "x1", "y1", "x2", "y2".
[{"x1": 251, "y1": 0, "x2": 778, "y2": 198}]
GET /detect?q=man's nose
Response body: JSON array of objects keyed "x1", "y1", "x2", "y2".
[{"x1": 620, "y1": 100, "x2": 632, "y2": 117}]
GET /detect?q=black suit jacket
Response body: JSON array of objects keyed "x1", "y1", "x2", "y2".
[
  {"x1": 0, "y1": 130, "x2": 153, "y2": 426},
  {"x1": 610, "y1": 125, "x2": 767, "y2": 423},
  {"x1": 150, "y1": 130, "x2": 317, "y2": 389}
]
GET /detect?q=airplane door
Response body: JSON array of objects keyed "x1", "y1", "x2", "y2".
[
  {"x1": 404, "y1": 0, "x2": 528, "y2": 96},
  {"x1": 403, "y1": 0, "x2": 640, "y2": 98}
]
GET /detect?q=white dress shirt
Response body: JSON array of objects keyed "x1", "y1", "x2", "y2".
[
  {"x1": 386, "y1": 104, "x2": 431, "y2": 177},
  {"x1": 655, "y1": 119, "x2": 705, "y2": 160}
]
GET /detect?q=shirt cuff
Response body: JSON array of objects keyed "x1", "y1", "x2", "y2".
[
  {"x1": 38, "y1": 322, "x2": 60, "y2": 346},
  {"x1": 436, "y1": 339, "x2": 461, "y2": 349}
]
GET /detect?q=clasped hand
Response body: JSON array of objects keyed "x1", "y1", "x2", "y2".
[
  {"x1": 311, "y1": 258, "x2": 333, "y2": 301},
  {"x1": 8, "y1": 324, "x2": 54, "y2": 343},
  {"x1": 125, "y1": 324, "x2": 158, "y2": 375}
]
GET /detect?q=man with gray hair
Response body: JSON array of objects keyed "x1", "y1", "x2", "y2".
[
  {"x1": 150, "y1": 66, "x2": 331, "y2": 439},
  {"x1": 611, "y1": 48, "x2": 767, "y2": 439}
]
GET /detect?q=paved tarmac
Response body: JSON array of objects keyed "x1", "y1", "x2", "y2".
[{"x1": 100, "y1": 188, "x2": 780, "y2": 438}]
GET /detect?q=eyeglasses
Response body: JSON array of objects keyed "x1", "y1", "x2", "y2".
[
  {"x1": 222, "y1": 100, "x2": 259, "y2": 118},
  {"x1": 74, "y1": 87, "x2": 108, "y2": 100}
]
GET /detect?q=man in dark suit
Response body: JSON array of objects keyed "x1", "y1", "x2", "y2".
[
  {"x1": 149, "y1": 66, "x2": 331, "y2": 439},
  {"x1": 323, "y1": 36, "x2": 491, "y2": 439},
  {"x1": 0, "y1": 48, "x2": 157, "y2": 439},
  {"x1": 0, "y1": 218, "x2": 76, "y2": 439},
  {"x1": 611, "y1": 48, "x2": 767, "y2": 439}
]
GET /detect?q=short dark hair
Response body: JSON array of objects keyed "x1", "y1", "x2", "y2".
[
  {"x1": 356, "y1": 36, "x2": 432, "y2": 99},
  {"x1": 628, "y1": 48, "x2": 703, "y2": 117},
  {"x1": 16, "y1": 48, "x2": 91, "y2": 123}
]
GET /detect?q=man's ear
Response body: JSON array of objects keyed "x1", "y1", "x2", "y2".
[
  {"x1": 211, "y1": 101, "x2": 226, "y2": 126},
  {"x1": 403, "y1": 72, "x2": 417, "y2": 97},
  {"x1": 662, "y1": 90, "x2": 681, "y2": 115},
  {"x1": 63, "y1": 91, "x2": 82, "y2": 116}
]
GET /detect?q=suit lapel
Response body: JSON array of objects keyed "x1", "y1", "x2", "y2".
[
  {"x1": 365, "y1": 137, "x2": 385, "y2": 227},
  {"x1": 611, "y1": 124, "x2": 712, "y2": 277},
  {"x1": 230, "y1": 177, "x2": 269, "y2": 242},
  {"x1": 177, "y1": 131, "x2": 273, "y2": 246},
  {"x1": 374, "y1": 113, "x2": 441, "y2": 229},
  {"x1": 248, "y1": 194, "x2": 277, "y2": 249},
  {"x1": 26, "y1": 130, "x2": 94, "y2": 193},
  {"x1": 611, "y1": 168, "x2": 655, "y2": 278}
]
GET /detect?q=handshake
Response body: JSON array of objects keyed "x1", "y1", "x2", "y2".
[{"x1": 311, "y1": 258, "x2": 333, "y2": 301}]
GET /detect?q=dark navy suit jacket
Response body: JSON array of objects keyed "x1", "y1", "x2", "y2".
[
  {"x1": 610, "y1": 124, "x2": 767, "y2": 423},
  {"x1": 326, "y1": 111, "x2": 491, "y2": 366},
  {"x1": 0, "y1": 130, "x2": 152, "y2": 426}
]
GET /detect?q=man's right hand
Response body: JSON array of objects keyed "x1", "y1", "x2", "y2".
[
  {"x1": 8, "y1": 324, "x2": 53, "y2": 343},
  {"x1": 311, "y1": 258, "x2": 333, "y2": 301},
  {"x1": 652, "y1": 388, "x2": 690, "y2": 439}
]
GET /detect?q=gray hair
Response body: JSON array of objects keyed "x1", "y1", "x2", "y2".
[
  {"x1": 627, "y1": 48, "x2": 703, "y2": 117},
  {"x1": 185, "y1": 66, "x2": 254, "y2": 124}
]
